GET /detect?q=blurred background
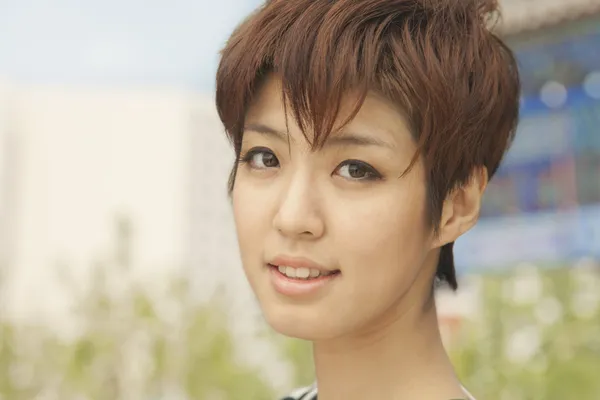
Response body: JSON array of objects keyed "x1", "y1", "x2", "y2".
[{"x1": 0, "y1": 0, "x2": 598, "y2": 399}]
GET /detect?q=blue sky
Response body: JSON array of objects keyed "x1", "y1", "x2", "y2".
[{"x1": 0, "y1": 0, "x2": 262, "y2": 92}]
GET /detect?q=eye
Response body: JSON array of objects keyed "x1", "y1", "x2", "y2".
[
  {"x1": 335, "y1": 160, "x2": 382, "y2": 181},
  {"x1": 240, "y1": 147, "x2": 280, "y2": 169}
]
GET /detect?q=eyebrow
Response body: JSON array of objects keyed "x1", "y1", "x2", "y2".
[{"x1": 244, "y1": 123, "x2": 395, "y2": 150}]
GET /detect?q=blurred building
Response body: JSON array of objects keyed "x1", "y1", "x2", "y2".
[
  {"x1": 0, "y1": 80, "x2": 14, "y2": 269},
  {"x1": 0, "y1": 83, "x2": 216, "y2": 324},
  {"x1": 454, "y1": 1, "x2": 600, "y2": 272}
]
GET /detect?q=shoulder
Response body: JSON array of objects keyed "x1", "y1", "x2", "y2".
[{"x1": 280, "y1": 384, "x2": 318, "y2": 400}]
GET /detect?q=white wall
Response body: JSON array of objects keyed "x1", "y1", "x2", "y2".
[{"x1": 1, "y1": 84, "x2": 201, "y2": 324}]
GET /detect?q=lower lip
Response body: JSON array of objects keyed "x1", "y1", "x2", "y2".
[{"x1": 268, "y1": 265, "x2": 340, "y2": 297}]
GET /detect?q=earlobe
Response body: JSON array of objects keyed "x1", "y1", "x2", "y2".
[{"x1": 433, "y1": 167, "x2": 488, "y2": 248}]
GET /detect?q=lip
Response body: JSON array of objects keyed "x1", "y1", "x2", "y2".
[
  {"x1": 267, "y1": 255, "x2": 340, "y2": 297},
  {"x1": 268, "y1": 255, "x2": 336, "y2": 273},
  {"x1": 268, "y1": 265, "x2": 339, "y2": 297}
]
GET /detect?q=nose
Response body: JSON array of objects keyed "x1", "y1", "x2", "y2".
[{"x1": 272, "y1": 171, "x2": 325, "y2": 240}]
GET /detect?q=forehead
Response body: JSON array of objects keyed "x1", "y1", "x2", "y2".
[{"x1": 245, "y1": 76, "x2": 414, "y2": 148}]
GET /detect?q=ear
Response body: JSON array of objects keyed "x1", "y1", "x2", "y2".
[{"x1": 433, "y1": 167, "x2": 488, "y2": 248}]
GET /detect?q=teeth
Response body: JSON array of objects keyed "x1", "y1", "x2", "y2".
[
  {"x1": 285, "y1": 266, "x2": 296, "y2": 278},
  {"x1": 296, "y1": 268, "x2": 310, "y2": 278},
  {"x1": 277, "y1": 265, "x2": 328, "y2": 280}
]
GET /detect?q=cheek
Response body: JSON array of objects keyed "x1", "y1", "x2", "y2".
[
  {"x1": 317, "y1": 184, "x2": 432, "y2": 336},
  {"x1": 335, "y1": 186, "x2": 430, "y2": 281},
  {"x1": 231, "y1": 179, "x2": 271, "y2": 259}
]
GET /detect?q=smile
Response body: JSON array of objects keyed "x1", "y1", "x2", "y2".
[
  {"x1": 275, "y1": 264, "x2": 337, "y2": 280},
  {"x1": 267, "y1": 263, "x2": 341, "y2": 297}
]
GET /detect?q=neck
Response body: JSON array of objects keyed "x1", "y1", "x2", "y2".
[{"x1": 313, "y1": 298, "x2": 467, "y2": 400}]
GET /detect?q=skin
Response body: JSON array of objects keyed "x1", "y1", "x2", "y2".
[{"x1": 232, "y1": 76, "x2": 487, "y2": 399}]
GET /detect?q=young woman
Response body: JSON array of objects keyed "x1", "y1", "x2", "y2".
[{"x1": 215, "y1": 0, "x2": 520, "y2": 398}]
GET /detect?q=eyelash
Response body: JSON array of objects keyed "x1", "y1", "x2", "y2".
[
  {"x1": 239, "y1": 148, "x2": 383, "y2": 182},
  {"x1": 238, "y1": 147, "x2": 279, "y2": 169},
  {"x1": 335, "y1": 159, "x2": 382, "y2": 181}
]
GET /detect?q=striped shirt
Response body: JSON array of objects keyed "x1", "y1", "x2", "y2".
[
  {"x1": 281, "y1": 384, "x2": 318, "y2": 400},
  {"x1": 281, "y1": 384, "x2": 476, "y2": 400}
]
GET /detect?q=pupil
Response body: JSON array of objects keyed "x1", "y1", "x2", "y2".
[
  {"x1": 349, "y1": 164, "x2": 364, "y2": 178},
  {"x1": 263, "y1": 153, "x2": 277, "y2": 167}
]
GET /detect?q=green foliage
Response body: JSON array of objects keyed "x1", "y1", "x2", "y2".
[
  {"x1": 0, "y1": 216, "x2": 275, "y2": 400},
  {"x1": 450, "y1": 267, "x2": 600, "y2": 400}
]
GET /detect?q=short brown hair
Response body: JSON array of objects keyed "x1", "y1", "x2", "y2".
[{"x1": 215, "y1": 0, "x2": 520, "y2": 290}]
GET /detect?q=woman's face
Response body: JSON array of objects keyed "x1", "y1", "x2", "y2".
[{"x1": 232, "y1": 76, "x2": 440, "y2": 340}]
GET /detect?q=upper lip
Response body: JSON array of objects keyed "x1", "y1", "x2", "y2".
[{"x1": 268, "y1": 255, "x2": 337, "y2": 273}]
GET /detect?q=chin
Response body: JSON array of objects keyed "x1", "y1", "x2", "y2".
[{"x1": 261, "y1": 302, "x2": 338, "y2": 341}]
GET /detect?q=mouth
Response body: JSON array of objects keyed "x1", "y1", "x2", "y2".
[{"x1": 267, "y1": 263, "x2": 341, "y2": 281}]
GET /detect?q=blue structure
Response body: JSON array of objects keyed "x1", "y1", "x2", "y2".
[{"x1": 456, "y1": 15, "x2": 600, "y2": 271}]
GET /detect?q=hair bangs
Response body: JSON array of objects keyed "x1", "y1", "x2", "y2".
[{"x1": 216, "y1": 0, "x2": 416, "y2": 152}]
